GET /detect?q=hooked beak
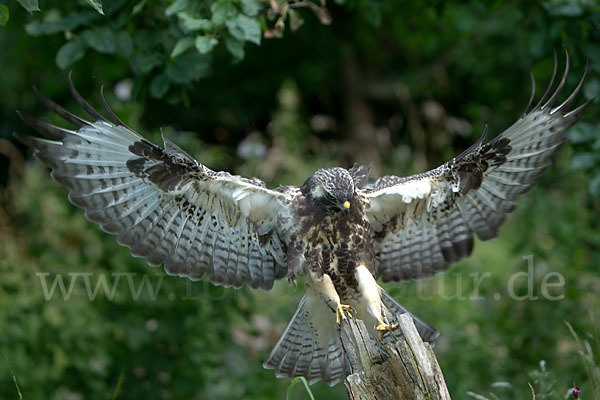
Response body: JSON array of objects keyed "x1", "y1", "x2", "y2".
[{"x1": 341, "y1": 200, "x2": 350, "y2": 215}]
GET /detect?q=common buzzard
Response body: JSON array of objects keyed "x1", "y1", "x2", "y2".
[{"x1": 15, "y1": 53, "x2": 590, "y2": 386}]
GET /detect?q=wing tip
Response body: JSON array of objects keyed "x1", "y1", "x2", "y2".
[
  {"x1": 454, "y1": 125, "x2": 488, "y2": 163},
  {"x1": 12, "y1": 132, "x2": 40, "y2": 149},
  {"x1": 68, "y1": 71, "x2": 110, "y2": 123}
]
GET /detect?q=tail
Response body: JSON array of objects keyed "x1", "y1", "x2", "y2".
[
  {"x1": 263, "y1": 290, "x2": 438, "y2": 386},
  {"x1": 263, "y1": 295, "x2": 351, "y2": 386},
  {"x1": 379, "y1": 288, "x2": 440, "y2": 342}
]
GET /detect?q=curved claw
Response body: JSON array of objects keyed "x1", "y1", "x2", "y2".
[
  {"x1": 376, "y1": 321, "x2": 400, "y2": 340},
  {"x1": 335, "y1": 303, "x2": 355, "y2": 326}
]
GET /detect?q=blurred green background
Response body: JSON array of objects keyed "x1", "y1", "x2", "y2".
[{"x1": 1, "y1": 0, "x2": 599, "y2": 399}]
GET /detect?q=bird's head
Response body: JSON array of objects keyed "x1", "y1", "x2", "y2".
[{"x1": 301, "y1": 167, "x2": 355, "y2": 215}]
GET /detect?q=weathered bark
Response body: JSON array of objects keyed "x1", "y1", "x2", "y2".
[{"x1": 341, "y1": 314, "x2": 451, "y2": 400}]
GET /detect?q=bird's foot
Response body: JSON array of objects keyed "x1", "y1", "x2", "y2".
[
  {"x1": 335, "y1": 303, "x2": 355, "y2": 326},
  {"x1": 376, "y1": 321, "x2": 399, "y2": 340},
  {"x1": 287, "y1": 275, "x2": 297, "y2": 288}
]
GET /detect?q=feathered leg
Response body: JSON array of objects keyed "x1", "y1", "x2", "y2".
[
  {"x1": 354, "y1": 265, "x2": 398, "y2": 339},
  {"x1": 306, "y1": 271, "x2": 355, "y2": 325}
]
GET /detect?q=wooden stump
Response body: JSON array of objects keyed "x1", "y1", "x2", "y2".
[{"x1": 341, "y1": 314, "x2": 451, "y2": 400}]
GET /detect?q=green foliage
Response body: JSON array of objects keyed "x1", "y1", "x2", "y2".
[
  {"x1": 226, "y1": 14, "x2": 261, "y2": 45},
  {"x1": 15, "y1": 0, "x2": 337, "y2": 100},
  {"x1": 17, "y1": 0, "x2": 40, "y2": 13},
  {"x1": 24, "y1": 11, "x2": 96, "y2": 36},
  {"x1": 86, "y1": 0, "x2": 105, "y2": 15},
  {"x1": 195, "y1": 35, "x2": 218, "y2": 54},
  {"x1": 567, "y1": 122, "x2": 600, "y2": 196},
  {"x1": 55, "y1": 38, "x2": 87, "y2": 70},
  {"x1": 529, "y1": 360, "x2": 557, "y2": 399},
  {"x1": 565, "y1": 320, "x2": 600, "y2": 399},
  {"x1": 0, "y1": 5, "x2": 9, "y2": 27}
]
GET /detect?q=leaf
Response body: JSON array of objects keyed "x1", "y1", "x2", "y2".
[
  {"x1": 240, "y1": 0, "x2": 261, "y2": 16},
  {"x1": 24, "y1": 20, "x2": 44, "y2": 35},
  {"x1": 584, "y1": 78, "x2": 600, "y2": 100},
  {"x1": 55, "y1": 39, "x2": 87, "y2": 70},
  {"x1": 150, "y1": 73, "x2": 171, "y2": 98},
  {"x1": 99, "y1": 0, "x2": 129, "y2": 16},
  {"x1": 82, "y1": 27, "x2": 116, "y2": 53},
  {"x1": 211, "y1": 0, "x2": 236, "y2": 26},
  {"x1": 566, "y1": 122, "x2": 597, "y2": 144},
  {"x1": 24, "y1": 12, "x2": 95, "y2": 36},
  {"x1": 86, "y1": 0, "x2": 104, "y2": 15},
  {"x1": 17, "y1": 0, "x2": 40, "y2": 12},
  {"x1": 364, "y1": 0, "x2": 382, "y2": 27},
  {"x1": 115, "y1": 31, "x2": 133, "y2": 58},
  {"x1": 225, "y1": 36, "x2": 244, "y2": 60},
  {"x1": 132, "y1": 0, "x2": 148, "y2": 15},
  {"x1": 264, "y1": 20, "x2": 284, "y2": 39},
  {"x1": 171, "y1": 37, "x2": 195, "y2": 57},
  {"x1": 581, "y1": 43, "x2": 600, "y2": 64},
  {"x1": 177, "y1": 12, "x2": 212, "y2": 32},
  {"x1": 226, "y1": 14, "x2": 261, "y2": 45},
  {"x1": 166, "y1": 52, "x2": 210, "y2": 83},
  {"x1": 134, "y1": 30, "x2": 163, "y2": 51},
  {"x1": 288, "y1": 9, "x2": 304, "y2": 32},
  {"x1": 571, "y1": 152, "x2": 598, "y2": 170},
  {"x1": 195, "y1": 35, "x2": 218, "y2": 54},
  {"x1": 546, "y1": 3, "x2": 584, "y2": 17},
  {"x1": 305, "y1": 2, "x2": 332, "y2": 25},
  {"x1": 0, "y1": 5, "x2": 9, "y2": 27},
  {"x1": 590, "y1": 174, "x2": 600, "y2": 197},
  {"x1": 165, "y1": 0, "x2": 189, "y2": 16},
  {"x1": 130, "y1": 52, "x2": 163, "y2": 74}
]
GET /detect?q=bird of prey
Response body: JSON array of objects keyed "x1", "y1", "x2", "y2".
[{"x1": 15, "y1": 53, "x2": 590, "y2": 387}]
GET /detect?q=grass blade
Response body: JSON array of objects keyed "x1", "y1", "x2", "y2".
[
  {"x1": 4, "y1": 354, "x2": 23, "y2": 400},
  {"x1": 112, "y1": 370, "x2": 125, "y2": 400},
  {"x1": 287, "y1": 376, "x2": 315, "y2": 400}
]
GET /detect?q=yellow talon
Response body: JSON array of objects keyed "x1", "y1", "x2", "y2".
[
  {"x1": 335, "y1": 303, "x2": 355, "y2": 325},
  {"x1": 376, "y1": 321, "x2": 399, "y2": 340}
]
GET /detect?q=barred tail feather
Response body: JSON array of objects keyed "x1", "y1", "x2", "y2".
[
  {"x1": 263, "y1": 295, "x2": 351, "y2": 386},
  {"x1": 380, "y1": 288, "x2": 440, "y2": 342}
]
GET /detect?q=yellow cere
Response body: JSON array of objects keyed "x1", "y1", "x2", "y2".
[{"x1": 342, "y1": 201, "x2": 350, "y2": 209}]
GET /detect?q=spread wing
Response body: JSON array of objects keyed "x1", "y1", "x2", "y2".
[
  {"x1": 15, "y1": 74, "x2": 296, "y2": 290},
  {"x1": 364, "y1": 53, "x2": 592, "y2": 282}
]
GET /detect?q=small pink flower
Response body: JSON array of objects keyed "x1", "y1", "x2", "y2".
[{"x1": 572, "y1": 382, "x2": 580, "y2": 399}]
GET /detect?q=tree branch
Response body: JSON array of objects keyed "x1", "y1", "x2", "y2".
[{"x1": 341, "y1": 313, "x2": 451, "y2": 400}]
